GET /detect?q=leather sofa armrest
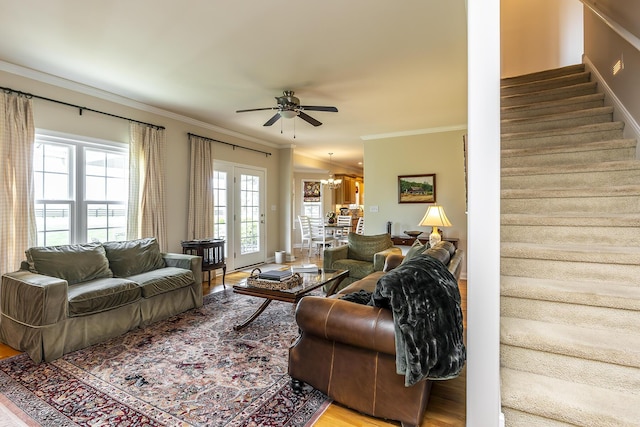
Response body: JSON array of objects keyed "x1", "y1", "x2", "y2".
[
  {"x1": 373, "y1": 246, "x2": 402, "y2": 271},
  {"x1": 323, "y1": 244, "x2": 349, "y2": 270},
  {"x1": 383, "y1": 253, "x2": 405, "y2": 272},
  {"x1": 295, "y1": 296, "x2": 396, "y2": 355},
  {"x1": 1, "y1": 271, "x2": 68, "y2": 326},
  {"x1": 162, "y1": 253, "x2": 203, "y2": 287}
]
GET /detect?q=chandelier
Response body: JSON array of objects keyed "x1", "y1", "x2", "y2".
[{"x1": 321, "y1": 153, "x2": 342, "y2": 189}]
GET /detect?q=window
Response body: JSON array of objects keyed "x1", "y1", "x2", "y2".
[
  {"x1": 301, "y1": 180, "x2": 322, "y2": 219},
  {"x1": 34, "y1": 132, "x2": 128, "y2": 246},
  {"x1": 213, "y1": 170, "x2": 227, "y2": 241}
]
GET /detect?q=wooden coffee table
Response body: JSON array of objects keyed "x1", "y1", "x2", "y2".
[{"x1": 232, "y1": 268, "x2": 349, "y2": 331}]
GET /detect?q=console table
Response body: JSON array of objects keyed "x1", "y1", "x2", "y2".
[
  {"x1": 181, "y1": 239, "x2": 226, "y2": 287},
  {"x1": 391, "y1": 235, "x2": 459, "y2": 248}
]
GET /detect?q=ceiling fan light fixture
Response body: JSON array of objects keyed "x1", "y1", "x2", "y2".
[{"x1": 280, "y1": 110, "x2": 297, "y2": 119}]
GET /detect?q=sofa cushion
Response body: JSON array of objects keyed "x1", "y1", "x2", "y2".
[
  {"x1": 67, "y1": 277, "x2": 141, "y2": 316},
  {"x1": 127, "y1": 267, "x2": 195, "y2": 298},
  {"x1": 423, "y1": 245, "x2": 451, "y2": 266},
  {"x1": 25, "y1": 243, "x2": 113, "y2": 285},
  {"x1": 103, "y1": 237, "x2": 165, "y2": 277},
  {"x1": 331, "y1": 259, "x2": 375, "y2": 280},
  {"x1": 347, "y1": 233, "x2": 393, "y2": 262}
]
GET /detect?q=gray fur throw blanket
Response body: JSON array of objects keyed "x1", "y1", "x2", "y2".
[{"x1": 372, "y1": 254, "x2": 466, "y2": 386}]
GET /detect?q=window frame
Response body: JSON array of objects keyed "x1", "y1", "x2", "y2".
[{"x1": 34, "y1": 130, "x2": 128, "y2": 246}]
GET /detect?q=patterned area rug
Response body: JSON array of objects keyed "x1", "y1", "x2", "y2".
[{"x1": 0, "y1": 289, "x2": 329, "y2": 426}]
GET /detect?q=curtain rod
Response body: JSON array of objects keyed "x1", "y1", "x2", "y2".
[
  {"x1": 188, "y1": 132, "x2": 272, "y2": 157},
  {"x1": 1, "y1": 85, "x2": 165, "y2": 130}
]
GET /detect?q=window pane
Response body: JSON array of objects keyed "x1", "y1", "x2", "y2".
[
  {"x1": 44, "y1": 144, "x2": 69, "y2": 173},
  {"x1": 45, "y1": 231, "x2": 70, "y2": 246},
  {"x1": 107, "y1": 153, "x2": 126, "y2": 178},
  {"x1": 87, "y1": 228, "x2": 108, "y2": 243},
  {"x1": 87, "y1": 204, "x2": 108, "y2": 228},
  {"x1": 106, "y1": 177, "x2": 126, "y2": 201},
  {"x1": 43, "y1": 172, "x2": 70, "y2": 200},
  {"x1": 37, "y1": 203, "x2": 71, "y2": 246},
  {"x1": 86, "y1": 176, "x2": 106, "y2": 200}
]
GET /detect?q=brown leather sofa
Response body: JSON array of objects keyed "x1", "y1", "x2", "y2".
[{"x1": 288, "y1": 240, "x2": 464, "y2": 427}]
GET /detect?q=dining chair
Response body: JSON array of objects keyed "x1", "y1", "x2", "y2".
[
  {"x1": 335, "y1": 215, "x2": 352, "y2": 245},
  {"x1": 309, "y1": 216, "x2": 337, "y2": 253},
  {"x1": 298, "y1": 215, "x2": 314, "y2": 255},
  {"x1": 355, "y1": 216, "x2": 365, "y2": 234}
]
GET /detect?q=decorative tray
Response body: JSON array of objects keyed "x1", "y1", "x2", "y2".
[{"x1": 246, "y1": 268, "x2": 303, "y2": 290}]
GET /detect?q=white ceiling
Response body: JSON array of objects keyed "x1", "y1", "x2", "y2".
[{"x1": 0, "y1": 0, "x2": 468, "y2": 171}]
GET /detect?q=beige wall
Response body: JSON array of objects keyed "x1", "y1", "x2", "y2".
[
  {"x1": 501, "y1": 0, "x2": 583, "y2": 78},
  {"x1": 584, "y1": 6, "x2": 640, "y2": 128},
  {"x1": 0, "y1": 69, "x2": 285, "y2": 257},
  {"x1": 363, "y1": 129, "x2": 467, "y2": 277}
]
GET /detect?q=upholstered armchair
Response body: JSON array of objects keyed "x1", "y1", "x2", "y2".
[{"x1": 323, "y1": 233, "x2": 401, "y2": 291}]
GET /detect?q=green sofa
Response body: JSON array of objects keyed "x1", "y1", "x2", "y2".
[
  {"x1": 323, "y1": 233, "x2": 401, "y2": 290},
  {"x1": 0, "y1": 237, "x2": 203, "y2": 363}
]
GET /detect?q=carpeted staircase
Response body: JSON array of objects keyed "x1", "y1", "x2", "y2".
[{"x1": 499, "y1": 64, "x2": 640, "y2": 426}]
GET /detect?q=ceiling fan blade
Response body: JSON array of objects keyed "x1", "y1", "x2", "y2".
[
  {"x1": 299, "y1": 105, "x2": 338, "y2": 112},
  {"x1": 263, "y1": 113, "x2": 282, "y2": 126},
  {"x1": 236, "y1": 107, "x2": 277, "y2": 113},
  {"x1": 298, "y1": 111, "x2": 322, "y2": 127}
]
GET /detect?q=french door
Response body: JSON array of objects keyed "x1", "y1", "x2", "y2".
[{"x1": 213, "y1": 162, "x2": 266, "y2": 271}]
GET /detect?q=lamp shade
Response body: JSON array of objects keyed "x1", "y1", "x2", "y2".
[
  {"x1": 418, "y1": 204, "x2": 452, "y2": 247},
  {"x1": 418, "y1": 205, "x2": 452, "y2": 228}
]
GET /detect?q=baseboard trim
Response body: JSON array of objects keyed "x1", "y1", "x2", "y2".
[{"x1": 584, "y1": 55, "x2": 640, "y2": 158}]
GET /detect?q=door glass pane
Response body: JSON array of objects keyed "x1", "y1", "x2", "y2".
[
  {"x1": 213, "y1": 171, "x2": 227, "y2": 242},
  {"x1": 240, "y1": 173, "x2": 260, "y2": 255}
]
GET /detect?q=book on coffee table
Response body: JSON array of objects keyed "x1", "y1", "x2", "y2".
[
  {"x1": 291, "y1": 264, "x2": 319, "y2": 273},
  {"x1": 257, "y1": 270, "x2": 293, "y2": 281}
]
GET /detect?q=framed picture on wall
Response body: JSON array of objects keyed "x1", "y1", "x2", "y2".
[{"x1": 398, "y1": 174, "x2": 436, "y2": 203}]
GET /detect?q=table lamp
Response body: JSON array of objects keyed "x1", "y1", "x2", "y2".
[{"x1": 418, "y1": 204, "x2": 452, "y2": 247}]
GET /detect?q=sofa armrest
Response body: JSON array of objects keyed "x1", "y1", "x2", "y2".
[
  {"x1": 373, "y1": 246, "x2": 402, "y2": 271},
  {"x1": 162, "y1": 253, "x2": 202, "y2": 286},
  {"x1": 323, "y1": 244, "x2": 349, "y2": 270},
  {"x1": 1, "y1": 271, "x2": 68, "y2": 326},
  {"x1": 295, "y1": 296, "x2": 396, "y2": 355},
  {"x1": 383, "y1": 253, "x2": 405, "y2": 272}
]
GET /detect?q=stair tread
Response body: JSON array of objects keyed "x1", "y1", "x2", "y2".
[
  {"x1": 501, "y1": 212, "x2": 640, "y2": 227},
  {"x1": 502, "y1": 121, "x2": 624, "y2": 140},
  {"x1": 501, "y1": 64, "x2": 586, "y2": 86},
  {"x1": 501, "y1": 241, "x2": 640, "y2": 265},
  {"x1": 501, "y1": 106, "x2": 613, "y2": 127},
  {"x1": 502, "y1": 159, "x2": 640, "y2": 176},
  {"x1": 500, "y1": 92, "x2": 604, "y2": 114},
  {"x1": 501, "y1": 82, "x2": 598, "y2": 106},
  {"x1": 501, "y1": 317, "x2": 640, "y2": 368},
  {"x1": 501, "y1": 368, "x2": 640, "y2": 426},
  {"x1": 501, "y1": 275, "x2": 640, "y2": 310},
  {"x1": 502, "y1": 185, "x2": 640, "y2": 198},
  {"x1": 501, "y1": 138, "x2": 636, "y2": 157}
]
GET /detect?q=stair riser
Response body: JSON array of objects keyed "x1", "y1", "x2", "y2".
[
  {"x1": 502, "y1": 168, "x2": 640, "y2": 189},
  {"x1": 502, "y1": 127, "x2": 624, "y2": 150},
  {"x1": 501, "y1": 296, "x2": 639, "y2": 332},
  {"x1": 501, "y1": 83, "x2": 597, "y2": 107},
  {"x1": 501, "y1": 257, "x2": 640, "y2": 284},
  {"x1": 501, "y1": 73, "x2": 591, "y2": 97},
  {"x1": 502, "y1": 195, "x2": 640, "y2": 214},
  {"x1": 501, "y1": 345, "x2": 640, "y2": 396},
  {"x1": 501, "y1": 224, "x2": 640, "y2": 246},
  {"x1": 501, "y1": 97, "x2": 604, "y2": 120},
  {"x1": 501, "y1": 146, "x2": 636, "y2": 167},
  {"x1": 501, "y1": 64, "x2": 586, "y2": 86},
  {"x1": 502, "y1": 112, "x2": 613, "y2": 134}
]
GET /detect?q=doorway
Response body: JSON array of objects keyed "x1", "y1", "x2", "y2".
[{"x1": 213, "y1": 161, "x2": 266, "y2": 271}]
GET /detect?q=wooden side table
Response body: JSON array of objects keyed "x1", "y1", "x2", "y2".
[
  {"x1": 181, "y1": 239, "x2": 227, "y2": 287},
  {"x1": 391, "y1": 235, "x2": 459, "y2": 249}
]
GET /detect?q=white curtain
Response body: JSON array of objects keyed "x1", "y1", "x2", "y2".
[
  {"x1": 187, "y1": 134, "x2": 214, "y2": 240},
  {"x1": 127, "y1": 122, "x2": 167, "y2": 251},
  {"x1": 0, "y1": 92, "x2": 36, "y2": 274}
]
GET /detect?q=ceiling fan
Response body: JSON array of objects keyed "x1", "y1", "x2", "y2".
[{"x1": 236, "y1": 90, "x2": 338, "y2": 127}]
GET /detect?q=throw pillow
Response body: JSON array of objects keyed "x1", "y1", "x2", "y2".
[
  {"x1": 25, "y1": 243, "x2": 113, "y2": 285},
  {"x1": 103, "y1": 237, "x2": 166, "y2": 277},
  {"x1": 400, "y1": 239, "x2": 426, "y2": 265}
]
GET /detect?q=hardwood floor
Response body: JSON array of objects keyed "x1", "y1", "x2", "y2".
[{"x1": 0, "y1": 250, "x2": 466, "y2": 426}]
